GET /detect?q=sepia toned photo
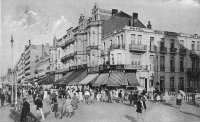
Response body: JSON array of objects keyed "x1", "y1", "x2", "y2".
[{"x1": 0, "y1": 0, "x2": 200, "y2": 122}]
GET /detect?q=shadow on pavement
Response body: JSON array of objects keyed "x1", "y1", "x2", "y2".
[
  {"x1": 162, "y1": 102, "x2": 177, "y2": 108},
  {"x1": 181, "y1": 111, "x2": 200, "y2": 118},
  {"x1": 125, "y1": 115, "x2": 137, "y2": 122},
  {"x1": 38, "y1": 111, "x2": 51, "y2": 120},
  {"x1": 186, "y1": 101, "x2": 200, "y2": 108},
  {"x1": 124, "y1": 103, "x2": 132, "y2": 107}
]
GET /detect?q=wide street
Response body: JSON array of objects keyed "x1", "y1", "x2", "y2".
[{"x1": 1, "y1": 99, "x2": 200, "y2": 122}]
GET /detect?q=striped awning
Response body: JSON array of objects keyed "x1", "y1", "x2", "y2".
[
  {"x1": 92, "y1": 73, "x2": 109, "y2": 86},
  {"x1": 125, "y1": 73, "x2": 140, "y2": 86},
  {"x1": 41, "y1": 75, "x2": 55, "y2": 85},
  {"x1": 104, "y1": 72, "x2": 128, "y2": 86},
  {"x1": 78, "y1": 74, "x2": 99, "y2": 85},
  {"x1": 68, "y1": 70, "x2": 87, "y2": 85},
  {"x1": 56, "y1": 71, "x2": 74, "y2": 84}
]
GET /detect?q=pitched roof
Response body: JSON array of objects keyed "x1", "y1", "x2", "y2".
[{"x1": 102, "y1": 11, "x2": 146, "y2": 36}]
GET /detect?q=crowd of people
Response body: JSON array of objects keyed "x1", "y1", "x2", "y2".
[{"x1": 0, "y1": 85, "x2": 184, "y2": 122}]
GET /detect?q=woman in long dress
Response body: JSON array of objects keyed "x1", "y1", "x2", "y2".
[{"x1": 65, "y1": 95, "x2": 73, "y2": 118}]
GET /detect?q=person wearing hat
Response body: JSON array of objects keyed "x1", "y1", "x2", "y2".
[{"x1": 21, "y1": 98, "x2": 30, "y2": 122}]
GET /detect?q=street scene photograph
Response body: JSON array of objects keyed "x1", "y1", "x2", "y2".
[{"x1": 1, "y1": 0, "x2": 200, "y2": 122}]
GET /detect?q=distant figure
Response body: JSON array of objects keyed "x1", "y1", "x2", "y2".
[
  {"x1": 136, "y1": 95, "x2": 144, "y2": 122},
  {"x1": 71, "y1": 93, "x2": 79, "y2": 110},
  {"x1": 176, "y1": 91, "x2": 182, "y2": 109},
  {"x1": 0, "y1": 92, "x2": 5, "y2": 107},
  {"x1": 65, "y1": 95, "x2": 73, "y2": 118},
  {"x1": 128, "y1": 91, "x2": 134, "y2": 106},
  {"x1": 21, "y1": 98, "x2": 30, "y2": 122},
  {"x1": 84, "y1": 90, "x2": 90, "y2": 104},
  {"x1": 52, "y1": 98, "x2": 58, "y2": 119}
]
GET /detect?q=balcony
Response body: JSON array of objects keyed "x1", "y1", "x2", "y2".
[
  {"x1": 86, "y1": 45, "x2": 99, "y2": 51},
  {"x1": 179, "y1": 47, "x2": 187, "y2": 55},
  {"x1": 101, "y1": 50, "x2": 109, "y2": 56},
  {"x1": 149, "y1": 46, "x2": 157, "y2": 52},
  {"x1": 170, "y1": 48, "x2": 177, "y2": 54},
  {"x1": 25, "y1": 60, "x2": 30, "y2": 65},
  {"x1": 25, "y1": 66, "x2": 30, "y2": 71},
  {"x1": 189, "y1": 50, "x2": 198, "y2": 57},
  {"x1": 25, "y1": 55, "x2": 30, "y2": 60},
  {"x1": 160, "y1": 47, "x2": 167, "y2": 53},
  {"x1": 61, "y1": 52, "x2": 76, "y2": 62},
  {"x1": 129, "y1": 44, "x2": 147, "y2": 52},
  {"x1": 170, "y1": 67, "x2": 175, "y2": 72},
  {"x1": 110, "y1": 44, "x2": 125, "y2": 50},
  {"x1": 61, "y1": 38, "x2": 75, "y2": 49},
  {"x1": 160, "y1": 66, "x2": 165, "y2": 72}
]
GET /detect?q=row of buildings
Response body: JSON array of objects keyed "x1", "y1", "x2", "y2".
[{"x1": 1, "y1": 3, "x2": 200, "y2": 92}]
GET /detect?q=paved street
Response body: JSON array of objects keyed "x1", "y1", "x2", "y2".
[{"x1": 1, "y1": 99, "x2": 200, "y2": 122}]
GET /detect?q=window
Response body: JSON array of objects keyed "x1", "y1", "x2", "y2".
[
  {"x1": 150, "y1": 55, "x2": 154, "y2": 70},
  {"x1": 150, "y1": 37, "x2": 154, "y2": 50},
  {"x1": 131, "y1": 34, "x2": 135, "y2": 45},
  {"x1": 131, "y1": 53, "x2": 141, "y2": 65},
  {"x1": 58, "y1": 50, "x2": 60, "y2": 59},
  {"x1": 197, "y1": 41, "x2": 200, "y2": 50},
  {"x1": 170, "y1": 77, "x2": 175, "y2": 91},
  {"x1": 103, "y1": 58, "x2": 105, "y2": 65},
  {"x1": 170, "y1": 39, "x2": 175, "y2": 49},
  {"x1": 121, "y1": 35, "x2": 124, "y2": 45},
  {"x1": 103, "y1": 42, "x2": 105, "y2": 50},
  {"x1": 160, "y1": 76, "x2": 165, "y2": 92},
  {"x1": 117, "y1": 36, "x2": 120, "y2": 45},
  {"x1": 180, "y1": 57, "x2": 184, "y2": 72},
  {"x1": 160, "y1": 56, "x2": 165, "y2": 67},
  {"x1": 180, "y1": 40, "x2": 184, "y2": 46},
  {"x1": 110, "y1": 40, "x2": 112, "y2": 46},
  {"x1": 137, "y1": 35, "x2": 142, "y2": 45},
  {"x1": 179, "y1": 77, "x2": 184, "y2": 90},
  {"x1": 111, "y1": 54, "x2": 114, "y2": 65},
  {"x1": 170, "y1": 56, "x2": 175, "y2": 72},
  {"x1": 160, "y1": 38, "x2": 165, "y2": 51},
  {"x1": 191, "y1": 41, "x2": 195, "y2": 51},
  {"x1": 116, "y1": 53, "x2": 122, "y2": 64}
]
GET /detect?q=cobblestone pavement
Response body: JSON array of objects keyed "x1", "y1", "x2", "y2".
[{"x1": 1, "y1": 99, "x2": 200, "y2": 122}]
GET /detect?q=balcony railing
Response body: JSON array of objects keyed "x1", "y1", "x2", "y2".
[
  {"x1": 189, "y1": 50, "x2": 198, "y2": 57},
  {"x1": 129, "y1": 44, "x2": 147, "y2": 52},
  {"x1": 170, "y1": 67, "x2": 175, "y2": 72},
  {"x1": 170, "y1": 48, "x2": 177, "y2": 54},
  {"x1": 160, "y1": 66, "x2": 165, "y2": 72},
  {"x1": 160, "y1": 47, "x2": 167, "y2": 53},
  {"x1": 101, "y1": 50, "x2": 109, "y2": 56},
  {"x1": 180, "y1": 47, "x2": 187, "y2": 54},
  {"x1": 149, "y1": 46, "x2": 157, "y2": 52},
  {"x1": 61, "y1": 38, "x2": 75, "y2": 49},
  {"x1": 110, "y1": 44, "x2": 125, "y2": 50},
  {"x1": 187, "y1": 68, "x2": 200, "y2": 77},
  {"x1": 86, "y1": 45, "x2": 99, "y2": 50}
]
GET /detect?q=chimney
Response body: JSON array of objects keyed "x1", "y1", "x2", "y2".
[
  {"x1": 147, "y1": 21, "x2": 152, "y2": 29},
  {"x1": 112, "y1": 9, "x2": 118, "y2": 16},
  {"x1": 133, "y1": 13, "x2": 138, "y2": 19}
]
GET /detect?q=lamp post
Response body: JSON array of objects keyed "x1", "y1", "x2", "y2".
[
  {"x1": 14, "y1": 67, "x2": 18, "y2": 108},
  {"x1": 11, "y1": 35, "x2": 14, "y2": 105}
]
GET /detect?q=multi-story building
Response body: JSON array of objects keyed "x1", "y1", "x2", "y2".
[
  {"x1": 50, "y1": 37, "x2": 58, "y2": 72},
  {"x1": 52, "y1": 3, "x2": 200, "y2": 92},
  {"x1": 35, "y1": 44, "x2": 50, "y2": 78},
  {"x1": 16, "y1": 41, "x2": 51, "y2": 82},
  {"x1": 101, "y1": 10, "x2": 200, "y2": 92}
]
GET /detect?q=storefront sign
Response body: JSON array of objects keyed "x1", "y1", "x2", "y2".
[
  {"x1": 130, "y1": 27, "x2": 144, "y2": 32},
  {"x1": 164, "y1": 31, "x2": 180, "y2": 36},
  {"x1": 87, "y1": 46, "x2": 99, "y2": 50},
  {"x1": 77, "y1": 64, "x2": 87, "y2": 69},
  {"x1": 154, "y1": 30, "x2": 164, "y2": 35},
  {"x1": 88, "y1": 66, "x2": 99, "y2": 73},
  {"x1": 69, "y1": 66, "x2": 77, "y2": 71},
  {"x1": 124, "y1": 65, "x2": 148, "y2": 70}
]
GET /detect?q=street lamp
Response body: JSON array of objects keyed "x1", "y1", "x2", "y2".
[{"x1": 10, "y1": 35, "x2": 14, "y2": 105}]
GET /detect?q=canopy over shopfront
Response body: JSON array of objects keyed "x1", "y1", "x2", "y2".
[
  {"x1": 56, "y1": 71, "x2": 74, "y2": 84},
  {"x1": 41, "y1": 74, "x2": 55, "y2": 85},
  {"x1": 92, "y1": 73, "x2": 109, "y2": 86},
  {"x1": 78, "y1": 73, "x2": 99, "y2": 85},
  {"x1": 68, "y1": 70, "x2": 87, "y2": 86},
  {"x1": 103, "y1": 72, "x2": 128, "y2": 86},
  {"x1": 125, "y1": 73, "x2": 140, "y2": 86}
]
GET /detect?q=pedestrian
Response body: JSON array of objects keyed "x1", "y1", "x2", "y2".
[
  {"x1": 136, "y1": 95, "x2": 144, "y2": 122},
  {"x1": 21, "y1": 98, "x2": 30, "y2": 122},
  {"x1": 133, "y1": 92, "x2": 138, "y2": 107},
  {"x1": 71, "y1": 93, "x2": 79, "y2": 110},
  {"x1": 65, "y1": 95, "x2": 73, "y2": 118},
  {"x1": 51, "y1": 90, "x2": 57, "y2": 104},
  {"x1": 176, "y1": 91, "x2": 182, "y2": 109},
  {"x1": 34, "y1": 95, "x2": 45, "y2": 121},
  {"x1": 52, "y1": 98, "x2": 58, "y2": 119},
  {"x1": 156, "y1": 93, "x2": 161, "y2": 103},
  {"x1": 128, "y1": 91, "x2": 134, "y2": 106},
  {"x1": 0, "y1": 92, "x2": 5, "y2": 107},
  {"x1": 141, "y1": 94, "x2": 147, "y2": 110},
  {"x1": 90, "y1": 90, "x2": 95, "y2": 104},
  {"x1": 84, "y1": 89, "x2": 90, "y2": 104},
  {"x1": 118, "y1": 90, "x2": 123, "y2": 103},
  {"x1": 57, "y1": 95, "x2": 65, "y2": 119}
]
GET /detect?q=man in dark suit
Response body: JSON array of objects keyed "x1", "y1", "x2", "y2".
[{"x1": 21, "y1": 98, "x2": 30, "y2": 122}]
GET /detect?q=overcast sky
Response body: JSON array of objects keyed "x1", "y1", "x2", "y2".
[{"x1": 1, "y1": 0, "x2": 200, "y2": 76}]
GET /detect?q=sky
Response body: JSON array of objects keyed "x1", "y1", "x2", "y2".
[{"x1": 1, "y1": 0, "x2": 200, "y2": 76}]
